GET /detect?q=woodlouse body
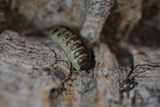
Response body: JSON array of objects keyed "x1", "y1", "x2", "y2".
[{"x1": 49, "y1": 26, "x2": 93, "y2": 71}]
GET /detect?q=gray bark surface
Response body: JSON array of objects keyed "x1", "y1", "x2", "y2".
[
  {"x1": 0, "y1": 0, "x2": 160, "y2": 107},
  {"x1": 0, "y1": 31, "x2": 70, "y2": 107}
]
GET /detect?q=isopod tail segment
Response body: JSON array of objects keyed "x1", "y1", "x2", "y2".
[{"x1": 48, "y1": 26, "x2": 94, "y2": 72}]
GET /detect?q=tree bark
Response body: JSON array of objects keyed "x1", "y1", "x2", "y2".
[{"x1": 0, "y1": 0, "x2": 160, "y2": 107}]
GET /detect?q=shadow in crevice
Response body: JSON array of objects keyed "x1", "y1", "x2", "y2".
[
  {"x1": 100, "y1": 5, "x2": 134, "y2": 71},
  {"x1": 130, "y1": 21, "x2": 160, "y2": 47},
  {"x1": 49, "y1": 88, "x2": 62, "y2": 106},
  {"x1": 100, "y1": 1, "x2": 160, "y2": 103},
  {"x1": 0, "y1": 1, "x2": 41, "y2": 36},
  {"x1": 129, "y1": 0, "x2": 160, "y2": 48},
  {"x1": 130, "y1": 0, "x2": 160, "y2": 47},
  {"x1": 100, "y1": 0, "x2": 160, "y2": 71}
]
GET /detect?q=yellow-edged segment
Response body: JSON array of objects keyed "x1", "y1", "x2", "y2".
[
  {"x1": 72, "y1": 54, "x2": 87, "y2": 70},
  {"x1": 50, "y1": 28, "x2": 81, "y2": 70},
  {"x1": 72, "y1": 47, "x2": 85, "y2": 54},
  {"x1": 49, "y1": 27, "x2": 92, "y2": 71}
]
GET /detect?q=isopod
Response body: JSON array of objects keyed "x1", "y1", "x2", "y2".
[{"x1": 49, "y1": 26, "x2": 93, "y2": 71}]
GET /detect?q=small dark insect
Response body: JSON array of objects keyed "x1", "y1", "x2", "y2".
[{"x1": 49, "y1": 26, "x2": 93, "y2": 71}]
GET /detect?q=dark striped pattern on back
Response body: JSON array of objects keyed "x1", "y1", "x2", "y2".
[{"x1": 49, "y1": 26, "x2": 93, "y2": 71}]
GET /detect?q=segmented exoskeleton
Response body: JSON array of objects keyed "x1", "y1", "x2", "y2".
[{"x1": 49, "y1": 26, "x2": 93, "y2": 71}]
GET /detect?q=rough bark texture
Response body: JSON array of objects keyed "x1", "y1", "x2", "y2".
[
  {"x1": 0, "y1": 30, "x2": 71, "y2": 107},
  {"x1": 11, "y1": 0, "x2": 86, "y2": 31},
  {"x1": 0, "y1": 0, "x2": 160, "y2": 107}
]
